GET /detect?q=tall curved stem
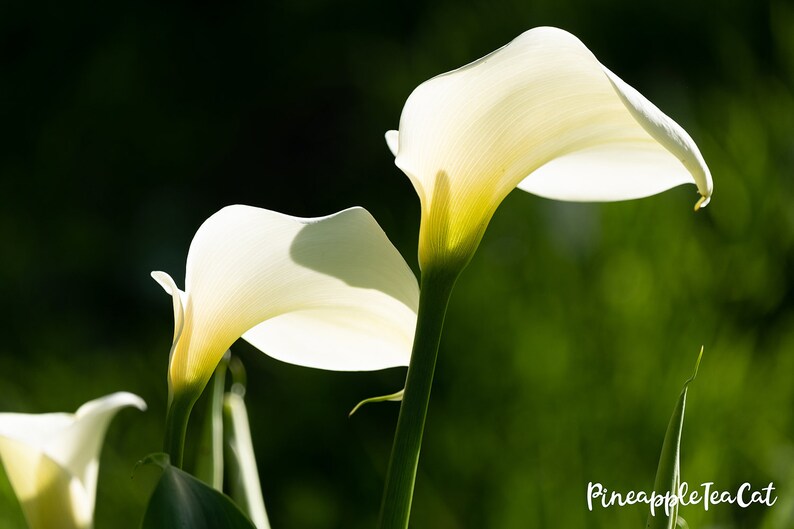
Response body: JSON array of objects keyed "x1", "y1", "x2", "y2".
[{"x1": 378, "y1": 267, "x2": 459, "y2": 529}]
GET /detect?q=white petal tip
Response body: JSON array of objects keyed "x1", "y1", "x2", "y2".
[
  {"x1": 104, "y1": 391, "x2": 148, "y2": 411},
  {"x1": 385, "y1": 130, "x2": 399, "y2": 157},
  {"x1": 78, "y1": 392, "x2": 148, "y2": 415},
  {"x1": 120, "y1": 392, "x2": 148, "y2": 412},
  {"x1": 151, "y1": 271, "x2": 177, "y2": 293}
]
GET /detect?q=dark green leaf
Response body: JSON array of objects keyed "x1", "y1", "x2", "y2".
[{"x1": 141, "y1": 459, "x2": 256, "y2": 529}]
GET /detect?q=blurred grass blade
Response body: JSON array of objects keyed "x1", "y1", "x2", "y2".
[
  {"x1": 224, "y1": 389, "x2": 271, "y2": 529},
  {"x1": 194, "y1": 351, "x2": 231, "y2": 490},
  {"x1": 349, "y1": 388, "x2": 404, "y2": 417},
  {"x1": 646, "y1": 347, "x2": 703, "y2": 529},
  {"x1": 140, "y1": 453, "x2": 256, "y2": 529}
]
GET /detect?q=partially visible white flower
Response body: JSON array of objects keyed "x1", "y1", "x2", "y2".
[
  {"x1": 387, "y1": 26, "x2": 713, "y2": 270},
  {"x1": 152, "y1": 205, "x2": 419, "y2": 404},
  {"x1": 0, "y1": 392, "x2": 146, "y2": 529}
]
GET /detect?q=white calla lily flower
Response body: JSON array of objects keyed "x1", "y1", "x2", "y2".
[
  {"x1": 152, "y1": 205, "x2": 419, "y2": 405},
  {"x1": 387, "y1": 26, "x2": 713, "y2": 270},
  {"x1": 0, "y1": 392, "x2": 146, "y2": 529}
]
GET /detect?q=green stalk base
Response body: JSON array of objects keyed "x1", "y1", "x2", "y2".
[{"x1": 163, "y1": 393, "x2": 197, "y2": 469}]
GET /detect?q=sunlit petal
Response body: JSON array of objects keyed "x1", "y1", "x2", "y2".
[
  {"x1": 0, "y1": 392, "x2": 146, "y2": 529},
  {"x1": 154, "y1": 205, "x2": 418, "y2": 399},
  {"x1": 390, "y1": 26, "x2": 712, "y2": 269}
]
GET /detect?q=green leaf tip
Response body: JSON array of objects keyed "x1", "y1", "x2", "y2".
[
  {"x1": 349, "y1": 389, "x2": 404, "y2": 417},
  {"x1": 133, "y1": 453, "x2": 171, "y2": 477},
  {"x1": 683, "y1": 346, "x2": 704, "y2": 388},
  {"x1": 229, "y1": 356, "x2": 248, "y2": 397}
]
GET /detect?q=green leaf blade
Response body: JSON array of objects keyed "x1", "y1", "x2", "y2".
[
  {"x1": 141, "y1": 462, "x2": 256, "y2": 529},
  {"x1": 646, "y1": 347, "x2": 703, "y2": 529}
]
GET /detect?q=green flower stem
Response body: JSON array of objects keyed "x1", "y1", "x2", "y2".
[
  {"x1": 378, "y1": 266, "x2": 460, "y2": 529},
  {"x1": 164, "y1": 393, "x2": 197, "y2": 469}
]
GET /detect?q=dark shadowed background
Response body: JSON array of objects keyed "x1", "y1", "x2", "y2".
[{"x1": 1, "y1": 0, "x2": 793, "y2": 527}]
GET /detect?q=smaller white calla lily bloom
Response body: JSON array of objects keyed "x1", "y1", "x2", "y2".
[
  {"x1": 0, "y1": 392, "x2": 146, "y2": 529},
  {"x1": 387, "y1": 26, "x2": 713, "y2": 270},
  {"x1": 152, "y1": 205, "x2": 419, "y2": 403}
]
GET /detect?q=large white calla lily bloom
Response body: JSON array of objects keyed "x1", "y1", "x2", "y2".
[
  {"x1": 0, "y1": 392, "x2": 146, "y2": 529},
  {"x1": 386, "y1": 26, "x2": 713, "y2": 270},
  {"x1": 152, "y1": 205, "x2": 418, "y2": 404}
]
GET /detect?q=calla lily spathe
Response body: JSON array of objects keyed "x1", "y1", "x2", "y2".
[
  {"x1": 152, "y1": 205, "x2": 419, "y2": 404},
  {"x1": 0, "y1": 392, "x2": 146, "y2": 529},
  {"x1": 386, "y1": 26, "x2": 713, "y2": 271}
]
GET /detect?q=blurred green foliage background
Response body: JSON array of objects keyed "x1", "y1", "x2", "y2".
[{"x1": 1, "y1": 0, "x2": 793, "y2": 528}]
